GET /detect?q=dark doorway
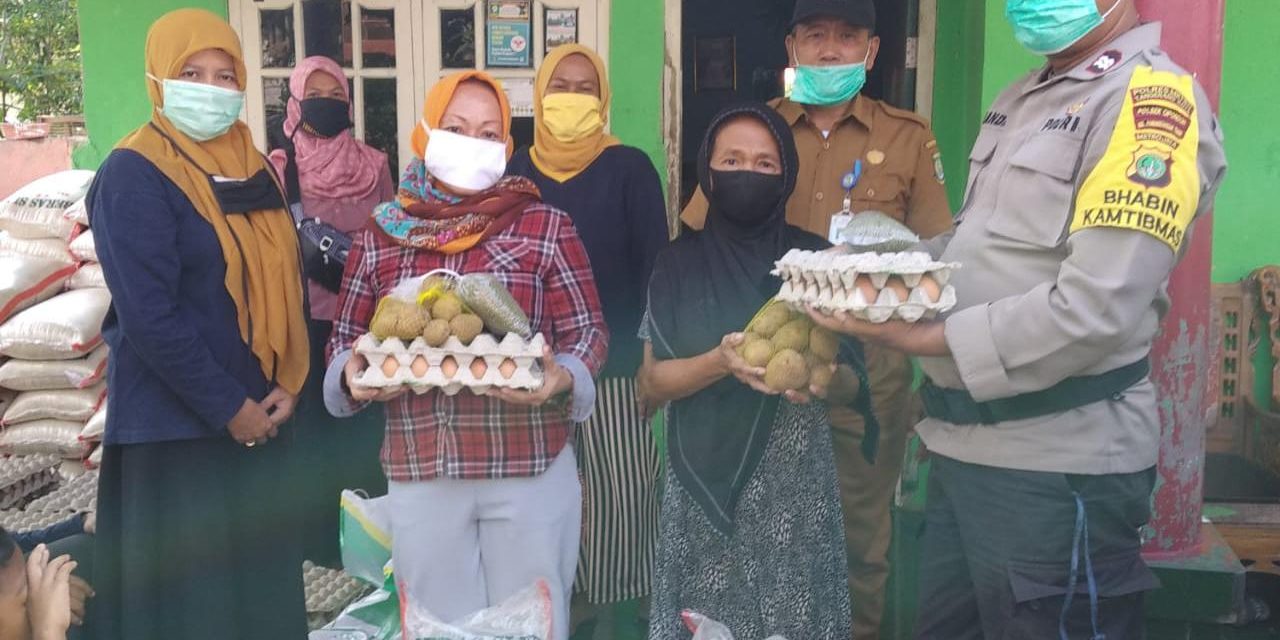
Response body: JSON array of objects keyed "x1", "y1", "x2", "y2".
[{"x1": 679, "y1": 0, "x2": 921, "y2": 206}]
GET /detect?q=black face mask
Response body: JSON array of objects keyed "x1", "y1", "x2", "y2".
[
  {"x1": 708, "y1": 170, "x2": 785, "y2": 226},
  {"x1": 211, "y1": 169, "x2": 287, "y2": 214},
  {"x1": 298, "y1": 97, "x2": 353, "y2": 138}
]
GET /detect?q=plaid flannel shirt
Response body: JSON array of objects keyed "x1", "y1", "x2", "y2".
[{"x1": 328, "y1": 206, "x2": 608, "y2": 482}]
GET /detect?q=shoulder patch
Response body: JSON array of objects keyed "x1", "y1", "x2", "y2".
[
  {"x1": 1087, "y1": 50, "x2": 1124, "y2": 74},
  {"x1": 1070, "y1": 66, "x2": 1202, "y2": 253}
]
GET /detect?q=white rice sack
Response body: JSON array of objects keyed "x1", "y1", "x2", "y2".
[
  {"x1": 0, "y1": 232, "x2": 75, "y2": 265},
  {"x1": 67, "y1": 263, "x2": 106, "y2": 290},
  {"x1": 0, "y1": 419, "x2": 89, "y2": 458},
  {"x1": 0, "y1": 253, "x2": 77, "y2": 324},
  {"x1": 0, "y1": 170, "x2": 95, "y2": 240},
  {"x1": 0, "y1": 389, "x2": 13, "y2": 416},
  {"x1": 85, "y1": 443, "x2": 103, "y2": 469},
  {"x1": 2, "y1": 384, "x2": 106, "y2": 425},
  {"x1": 68, "y1": 232, "x2": 96, "y2": 262},
  {"x1": 66, "y1": 198, "x2": 88, "y2": 226},
  {"x1": 0, "y1": 345, "x2": 107, "y2": 391},
  {"x1": 79, "y1": 401, "x2": 106, "y2": 442},
  {"x1": 0, "y1": 288, "x2": 111, "y2": 360}
]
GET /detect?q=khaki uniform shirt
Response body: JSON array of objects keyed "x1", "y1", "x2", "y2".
[
  {"x1": 681, "y1": 95, "x2": 954, "y2": 433},
  {"x1": 916, "y1": 23, "x2": 1228, "y2": 474}
]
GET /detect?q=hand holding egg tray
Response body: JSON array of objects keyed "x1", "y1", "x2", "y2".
[
  {"x1": 773, "y1": 249, "x2": 961, "y2": 323},
  {"x1": 354, "y1": 269, "x2": 545, "y2": 395}
]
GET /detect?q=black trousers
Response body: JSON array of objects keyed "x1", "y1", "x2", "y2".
[{"x1": 915, "y1": 455, "x2": 1160, "y2": 640}]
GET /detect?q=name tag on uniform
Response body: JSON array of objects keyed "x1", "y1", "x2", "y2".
[{"x1": 828, "y1": 213, "x2": 853, "y2": 244}]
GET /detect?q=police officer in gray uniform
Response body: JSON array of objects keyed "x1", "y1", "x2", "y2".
[{"x1": 809, "y1": 0, "x2": 1227, "y2": 637}]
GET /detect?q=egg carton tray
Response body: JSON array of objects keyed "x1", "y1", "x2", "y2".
[
  {"x1": 0, "y1": 454, "x2": 60, "y2": 490},
  {"x1": 354, "y1": 333, "x2": 546, "y2": 395},
  {"x1": 303, "y1": 561, "x2": 370, "y2": 617},
  {"x1": 0, "y1": 472, "x2": 57, "y2": 510},
  {"x1": 0, "y1": 508, "x2": 68, "y2": 532},
  {"x1": 773, "y1": 249, "x2": 961, "y2": 323},
  {"x1": 24, "y1": 470, "x2": 96, "y2": 514}
]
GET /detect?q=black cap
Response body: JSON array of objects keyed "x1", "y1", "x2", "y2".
[{"x1": 790, "y1": 0, "x2": 876, "y2": 32}]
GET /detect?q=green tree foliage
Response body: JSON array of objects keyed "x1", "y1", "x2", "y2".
[{"x1": 0, "y1": 0, "x2": 82, "y2": 121}]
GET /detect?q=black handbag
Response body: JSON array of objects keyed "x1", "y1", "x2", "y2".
[{"x1": 281, "y1": 143, "x2": 353, "y2": 293}]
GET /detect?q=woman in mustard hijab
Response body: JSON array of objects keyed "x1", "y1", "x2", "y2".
[
  {"x1": 507, "y1": 44, "x2": 669, "y2": 638},
  {"x1": 86, "y1": 9, "x2": 309, "y2": 639}
]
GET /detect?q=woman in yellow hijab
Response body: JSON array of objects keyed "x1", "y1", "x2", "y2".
[
  {"x1": 508, "y1": 44, "x2": 669, "y2": 638},
  {"x1": 86, "y1": 9, "x2": 309, "y2": 639}
]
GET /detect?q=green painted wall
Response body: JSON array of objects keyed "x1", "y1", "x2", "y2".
[
  {"x1": 1217, "y1": 1, "x2": 1280, "y2": 406},
  {"x1": 980, "y1": 0, "x2": 1040, "y2": 109},
  {"x1": 930, "y1": 0, "x2": 987, "y2": 209},
  {"x1": 74, "y1": 0, "x2": 228, "y2": 169},
  {"x1": 609, "y1": 0, "x2": 667, "y2": 187}
]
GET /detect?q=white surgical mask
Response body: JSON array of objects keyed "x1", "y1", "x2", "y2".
[{"x1": 421, "y1": 122, "x2": 508, "y2": 192}]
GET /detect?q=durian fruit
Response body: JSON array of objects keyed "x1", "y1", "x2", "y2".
[
  {"x1": 450, "y1": 313, "x2": 484, "y2": 345},
  {"x1": 809, "y1": 327, "x2": 839, "y2": 363},
  {"x1": 432, "y1": 292, "x2": 465, "y2": 322},
  {"x1": 741, "y1": 337, "x2": 776, "y2": 368},
  {"x1": 764, "y1": 349, "x2": 810, "y2": 392},
  {"x1": 771, "y1": 318, "x2": 812, "y2": 353},
  {"x1": 750, "y1": 305, "x2": 792, "y2": 339},
  {"x1": 422, "y1": 319, "x2": 452, "y2": 347}
]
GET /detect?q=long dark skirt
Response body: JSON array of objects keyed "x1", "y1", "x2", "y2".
[
  {"x1": 291, "y1": 319, "x2": 387, "y2": 567},
  {"x1": 90, "y1": 434, "x2": 307, "y2": 640}
]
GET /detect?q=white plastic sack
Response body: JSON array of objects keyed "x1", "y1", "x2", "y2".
[
  {"x1": 66, "y1": 198, "x2": 88, "y2": 226},
  {"x1": 68, "y1": 232, "x2": 96, "y2": 262},
  {"x1": 79, "y1": 401, "x2": 106, "y2": 442},
  {"x1": 340, "y1": 490, "x2": 394, "y2": 588},
  {"x1": 2, "y1": 384, "x2": 105, "y2": 425},
  {"x1": 0, "y1": 170, "x2": 95, "y2": 240},
  {"x1": 0, "y1": 232, "x2": 75, "y2": 265},
  {"x1": 0, "y1": 419, "x2": 89, "y2": 458},
  {"x1": 0, "y1": 288, "x2": 111, "y2": 360},
  {"x1": 0, "y1": 389, "x2": 13, "y2": 416},
  {"x1": 402, "y1": 580, "x2": 552, "y2": 640},
  {"x1": 681, "y1": 612, "x2": 788, "y2": 640},
  {"x1": 0, "y1": 254, "x2": 77, "y2": 324},
  {"x1": 67, "y1": 263, "x2": 106, "y2": 290},
  {"x1": 0, "y1": 345, "x2": 107, "y2": 391}
]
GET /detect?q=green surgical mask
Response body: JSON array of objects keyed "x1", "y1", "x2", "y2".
[
  {"x1": 148, "y1": 74, "x2": 244, "y2": 142},
  {"x1": 1005, "y1": 0, "x2": 1122, "y2": 56},
  {"x1": 790, "y1": 52, "x2": 870, "y2": 107}
]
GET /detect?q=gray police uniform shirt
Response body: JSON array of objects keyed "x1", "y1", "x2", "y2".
[{"x1": 916, "y1": 23, "x2": 1228, "y2": 475}]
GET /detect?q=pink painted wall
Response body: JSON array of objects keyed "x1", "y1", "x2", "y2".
[{"x1": 0, "y1": 138, "x2": 78, "y2": 200}]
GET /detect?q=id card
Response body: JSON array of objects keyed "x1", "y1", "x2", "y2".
[{"x1": 828, "y1": 213, "x2": 853, "y2": 244}]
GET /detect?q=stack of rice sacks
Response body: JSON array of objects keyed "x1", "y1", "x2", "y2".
[{"x1": 0, "y1": 170, "x2": 110, "y2": 473}]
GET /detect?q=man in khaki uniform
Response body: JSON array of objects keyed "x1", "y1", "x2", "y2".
[
  {"x1": 682, "y1": 1, "x2": 952, "y2": 636},
  {"x1": 810, "y1": 0, "x2": 1227, "y2": 637}
]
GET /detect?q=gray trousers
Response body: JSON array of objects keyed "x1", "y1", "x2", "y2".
[
  {"x1": 916, "y1": 455, "x2": 1161, "y2": 640},
  {"x1": 388, "y1": 446, "x2": 581, "y2": 640}
]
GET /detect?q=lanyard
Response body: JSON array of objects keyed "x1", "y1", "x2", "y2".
[{"x1": 841, "y1": 159, "x2": 863, "y2": 213}]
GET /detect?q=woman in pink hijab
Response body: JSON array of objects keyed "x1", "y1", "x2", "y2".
[{"x1": 269, "y1": 55, "x2": 395, "y2": 568}]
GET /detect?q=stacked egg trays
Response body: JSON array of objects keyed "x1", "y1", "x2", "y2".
[
  {"x1": 354, "y1": 332, "x2": 546, "y2": 396},
  {"x1": 774, "y1": 249, "x2": 960, "y2": 323}
]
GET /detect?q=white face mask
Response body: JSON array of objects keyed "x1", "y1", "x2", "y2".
[{"x1": 422, "y1": 122, "x2": 508, "y2": 192}]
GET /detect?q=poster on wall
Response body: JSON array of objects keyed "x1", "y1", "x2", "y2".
[
  {"x1": 503, "y1": 77, "x2": 536, "y2": 118},
  {"x1": 486, "y1": 0, "x2": 532, "y2": 68},
  {"x1": 695, "y1": 36, "x2": 736, "y2": 92},
  {"x1": 544, "y1": 8, "x2": 578, "y2": 53}
]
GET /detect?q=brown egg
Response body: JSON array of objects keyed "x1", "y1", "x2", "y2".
[
  {"x1": 380, "y1": 357, "x2": 399, "y2": 377},
  {"x1": 440, "y1": 356, "x2": 459, "y2": 379},
  {"x1": 470, "y1": 358, "x2": 489, "y2": 378},
  {"x1": 853, "y1": 275, "x2": 879, "y2": 304},
  {"x1": 499, "y1": 358, "x2": 518, "y2": 379},
  {"x1": 410, "y1": 356, "x2": 429, "y2": 377},
  {"x1": 884, "y1": 276, "x2": 910, "y2": 303},
  {"x1": 918, "y1": 274, "x2": 943, "y2": 303}
]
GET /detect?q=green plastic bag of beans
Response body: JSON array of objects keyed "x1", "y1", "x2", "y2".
[{"x1": 417, "y1": 269, "x2": 532, "y2": 338}]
